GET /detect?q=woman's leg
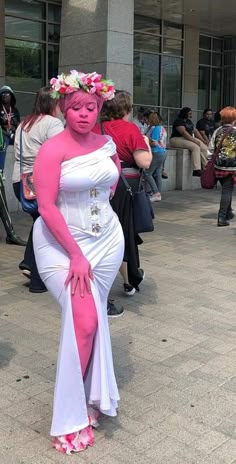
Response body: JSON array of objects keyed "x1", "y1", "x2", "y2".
[
  {"x1": 71, "y1": 291, "x2": 98, "y2": 377},
  {"x1": 143, "y1": 154, "x2": 159, "y2": 194},
  {"x1": 199, "y1": 141, "x2": 208, "y2": 168},
  {"x1": 218, "y1": 175, "x2": 234, "y2": 224},
  {"x1": 170, "y1": 137, "x2": 201, "y2": 171},
  {"x1": 153, "y1": 153, "x2": 167, "y2": 194},
  {"x1": 13, "y1": 182, "x2": 46, "y2": 289},
  {"x1": 0, "y1": 176, "x2": 26, "y2": 245}
]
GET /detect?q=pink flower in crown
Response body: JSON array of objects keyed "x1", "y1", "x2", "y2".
[
  {"x1": 89, "y1": 72, "x2": 102, "y2": 83},
  {"x1": 65, "y1": 85, "x2": 75, "y2": 94},
  {"x1": 50, "y1": 77, "x2": 57, "y2": 86},
  {"x1": 94, "y1": 81, "x2": 103, "y2": 92},
  {"x1": 59, "y1": 86, "x2": 67, "y2": 94}
]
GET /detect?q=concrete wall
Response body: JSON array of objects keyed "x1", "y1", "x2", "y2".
[
  {"x1": 182, "y1": 25, "x2": 200, "y2": 113},
  {"x1": 60, "y1": 0, "x2": 134, "y2": 93}
]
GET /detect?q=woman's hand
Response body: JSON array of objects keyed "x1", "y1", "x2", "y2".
[{"x1": 65, "y1": 254, "x2": 94, "y2": 297}]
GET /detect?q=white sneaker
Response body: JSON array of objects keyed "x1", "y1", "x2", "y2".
[
  {"x1": 150, "y1": 192, "x2": 161, "y2": 202},
  {"x1": 123, "y1": 284, "x2": 136, "y2": 296}
]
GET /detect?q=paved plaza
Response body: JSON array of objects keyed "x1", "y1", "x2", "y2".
[{"x1": 0, "y1": 188, "x2": 236, "y2": 464}]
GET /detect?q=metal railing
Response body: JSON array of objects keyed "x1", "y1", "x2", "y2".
[{"x1": 132, "y1": 104, "x2": 203, "y2": 141}]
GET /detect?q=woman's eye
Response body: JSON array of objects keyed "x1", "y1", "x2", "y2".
[{"x1": 72, "y1": 107, "x2": 79, "y2": 111}]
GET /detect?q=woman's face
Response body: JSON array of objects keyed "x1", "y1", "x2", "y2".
[
  {"x1": 66, "y1": 94, "x2": 99, "y2": 134},
  {"x1": 188, "y1": 111, "x2": 192, "y2": 119}
]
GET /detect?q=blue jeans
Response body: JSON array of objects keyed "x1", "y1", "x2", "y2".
[{"x1": 144, "y1": 152, "x2": 167, "y2": 194}]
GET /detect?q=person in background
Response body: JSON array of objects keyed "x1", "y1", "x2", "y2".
[
  {"x1": 93, "y1": 91, "x2": 151, "y2": 296},
  {"x1": 170, "y1": 107, "x2": 208, "y2": 177},
  {"x1": 210, "y1": 106, "x2": 236, "y2": 226},
  {"x1": 0, "y1": 86, "x2": 20, "y2": 176},
  {"x1": 214, "y1": 109, "x2": 222, "y2": 129},
  {"x1": 144, "y1": 111, "x2": 167, "y2": 202},
  {"x1": 13, "y1": 86, "x2": 64, "y2": 292},
  {"x1": 196, "y1": 108, "x2": 216, "y2": 144},
  {"x1": 0, "y1": 86, "x2": 25, "y2": 245},
  {"x1": 133, "y1": 106, "x2": 147, "y2": 134}
]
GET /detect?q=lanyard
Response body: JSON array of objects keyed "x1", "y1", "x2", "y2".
[{"x1": 2, "y1": 105, "x2": 12, "y2": 128}]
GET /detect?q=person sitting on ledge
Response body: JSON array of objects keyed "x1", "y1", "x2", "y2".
[{"x1": 170, "y1": 107, "x2": 208, "y2": 177}]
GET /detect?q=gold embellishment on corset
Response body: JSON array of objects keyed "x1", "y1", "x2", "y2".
[
  {"x1": 90, "y1": 188, "x2": 99, "y2": 198},
  {"x1": 92, "y1": 223, "x2": 101, "y2": 233},
  {"x1": 91, "y1": 205, "x2": 100, "y2": 215}
]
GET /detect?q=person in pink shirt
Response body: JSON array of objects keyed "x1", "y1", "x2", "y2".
[{"x1": 33, "y1": 71, "x2": 124, "y2": 455}]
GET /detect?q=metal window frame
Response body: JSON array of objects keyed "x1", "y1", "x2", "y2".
[
  {"x1": 134, "y1": 15, "x2": 184, "y2": 109},
  {"x1": 5, "y1": 0, "x2": 61, "y2": 88}
]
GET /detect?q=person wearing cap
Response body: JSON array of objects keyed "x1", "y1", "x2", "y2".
[
  {"x1": 0, "y1": 86, "x2": 25, "y2": 246},
  {"x1": 0, "y1": 86, "x2": 20, "y2": 174}
]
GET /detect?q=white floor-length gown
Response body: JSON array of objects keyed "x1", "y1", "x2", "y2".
[{"x1": 33, "y1": 136, "x2": 124, "y2": 437}]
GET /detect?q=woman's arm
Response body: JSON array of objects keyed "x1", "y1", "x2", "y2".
[
  {"x1": 194, "y1": 128, "x2": 206, "y2": 143},
  {"x1": 176, "y1": 125, "x2": 200, "y2": 145},
  {"x1": 34, "y1": 141, "x2": 93, "y2": 296},
  {"x1": 133, "y1": 149, "x2": 152, "y2": 169},
  {"x1": 110, "y1": 152, "x2": 121, "y2": 196}
]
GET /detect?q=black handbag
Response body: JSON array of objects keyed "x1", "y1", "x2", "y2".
[
  {"x1": 19, "y1": 128, "x2": 38, "y2": 214},
  {"x1": 121, "y1": 172, "x2": 155, "y2": 234}
]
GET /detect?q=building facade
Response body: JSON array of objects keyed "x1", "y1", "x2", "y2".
[{"x1": 1, "y1": 0, "x2": 236, "y2": 125}]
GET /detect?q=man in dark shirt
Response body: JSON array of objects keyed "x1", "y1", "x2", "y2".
[{"x1": 196, "y1": 109, "x2": 216, "y2": 144}]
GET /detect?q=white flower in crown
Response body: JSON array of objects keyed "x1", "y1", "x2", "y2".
[{"x1": 50, "y1": 70, "x2": 115, "y2": 100}]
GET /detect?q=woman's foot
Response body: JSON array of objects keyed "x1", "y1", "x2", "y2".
[
  {"x1": 52, "y1": 426, "x2": 95, "y2": 455},
  {"x1": 150, "y1": 192, "x2": 161, "y2": 202},
  {"x1": 6, "y1": 234, "x2": 27, "y2": 246},
  {"x1": 19, "y1": 261, "x2": 31, "y2": 279},
  {"x1": 217, "y1": 215, "x2": 230, "y2": 227},
  {"x1": 192, "y1": 170, "x2": 202, "y2": 177},
  {"x1": 162, "y1": 170, "x2": 168, "y2": 179},
  {"x1": 123, "y1": 283, "x2": 136, "y2": 296}
]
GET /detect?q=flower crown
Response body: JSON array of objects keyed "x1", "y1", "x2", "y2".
[{"x1": 50, "y1": 70, "x2": 115, "y2": 101}]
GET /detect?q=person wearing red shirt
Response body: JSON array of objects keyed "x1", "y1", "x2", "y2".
[{"x1": 93, "y1": 91, "x2": 151, "y2": 297}]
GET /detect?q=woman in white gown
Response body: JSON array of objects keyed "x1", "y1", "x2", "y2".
[{"x1": 33, "y1": 71, "x2": 124, "y2": 454}]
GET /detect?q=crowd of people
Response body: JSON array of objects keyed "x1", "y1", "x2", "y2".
[
  {"x1": 0, "y1": 74, "x2": 236, "y2": 456},
  {"x1": 133, "y1": 105, "x2": 236, "y2": 227}
]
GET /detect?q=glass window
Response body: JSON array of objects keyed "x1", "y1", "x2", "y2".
[
  {"x1": 161, "y1": 56, "x2": 182, "y2": 108},
  {"x1": 224, "y1": 53, "x2": 235, "y2": 66},
  {"x1": 199, "y1": 50, "x2": 211, "y2": 65},
  {"x1": 163, "y1": 22, "x2": 182, "y2": 40},
  {"x1": 5, "y1": 39, "x2": 44, "y2": 88},
  {"x1": 48, "y1": 44, "x2": 59, "y2": 81},
  {"x1": 211, "y1": 69, "x2": 221, "y2": 110},
  {"x1": 198, "y1": 66, "x2": 210, "y2": 110},
  {"x1": 212, "y1": 53, "x2": 222, "y2": 67},
  {"x1": 223, "y1": 67, "x2": 235, "y2": 105},
  {"x1": 224, "y1": 37, "x2": 236, "y2": 51},
  {"x1": 48, "y1": 23, "x2": 60, "y2": 43},
  {"x1": 5, "y1": 0, "x2": 45, "y2": 19},
  {"x1": 48, "y1": 3, "x2": 61, "y2": 23},
  {"x1": 134, "y1": 33, "x2": 160, "y2": 53},
  {"x1": 199, "y1": 35, "x2": 211, "y2": 50},
  {"x1": 134, "y1": 51, "x2": 160, "y2": 106},
  {"x1": 163, "y1": 38, "x2": 182, "y2": 56},
  {"x1": 5, "y1": 90, "x2": 36, "y2": 116},
  {"x1": 213, "y1": 38, "x2": 222, "y2": 52},
  {"x1": 134, "y1": 15, "x2": 160, "y2": 35},
  {"x1": 5, "y1": 16, "x2": 44, "y2": 42}
]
